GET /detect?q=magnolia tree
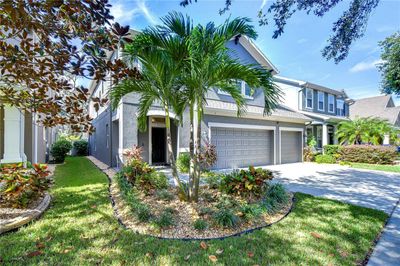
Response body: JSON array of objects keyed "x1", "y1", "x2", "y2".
[{"x1": 0, "y1": 0, "x2": 139, "y2": 133}]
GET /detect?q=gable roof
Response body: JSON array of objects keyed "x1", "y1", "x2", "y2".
[{"x1": 350, "y1": 95, "x2": 400, "y2": 126}]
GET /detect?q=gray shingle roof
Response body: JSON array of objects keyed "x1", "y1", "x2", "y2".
[{"x1": 349, "y1": 95, "x2": 400, "y2": 126}]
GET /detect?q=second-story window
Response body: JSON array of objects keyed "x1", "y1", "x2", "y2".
[
  {"x1": 318, "y1": 91, "x2": 325, "y2": 111},
  {"x1": 336, "y1": 99, "x2": 345, "y2": 116},
  {"x1": 306, "y1": 88, "x2": 313, "y2": 109},
  {"x1": 328, "y1": 94, "x2": 335, "y2": 113},
  {"x1": 218, "y1": 80, "x2": 253, "y2": 98}
]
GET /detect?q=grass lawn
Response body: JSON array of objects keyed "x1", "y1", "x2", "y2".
[
  {"x1": 0, "y1": 157, "x2": 388, "y2": 265},
  {"x1": 349, "y1": 162, "x2": 400, "y2": 173}
]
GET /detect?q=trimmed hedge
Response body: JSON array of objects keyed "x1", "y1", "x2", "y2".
[
  {"x1": 315, "y1": 154, "x2": 336, "y2": 164},
  {"x1": 339, "y1": 145, "x2": 397, "y2": 165},
  {"x1": 323, "y1": 145, "x2": 341, "y2": 156}
]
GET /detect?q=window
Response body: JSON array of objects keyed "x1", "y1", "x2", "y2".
[
  {"x1": 316, "y1": 126, "x2": 322, "y2": 148},
  {"x1": 218, "y1": 80, "x2": 253, "y2": 98},
  {"x1": 318, "y1": 91, "x2": 325, "y2": 111},
  {"x1": 306, "y1": 88, "x2": 313, "y2": 109},
  {"x1": 328, "y1": 94, "x2": 335, "y2": 113},
  {"x1": 336, "y1": 99, "x2": 345, "y2": 116}
]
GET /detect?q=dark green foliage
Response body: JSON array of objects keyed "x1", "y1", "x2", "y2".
[
  {"x1": 240, "y1": 204, "x2": 262, "y2": 221},
  {"x1": 379, "y1": 32, "x2": 400, "y2": 95},
  {"x1": 198, "y1": 207, "x2": 214, "y2": 216},
  {"x1": 135, "y1": 204, "x2": 152, "y2": 222},
  {"x1": 203, "y1": 172, "x2": 221, "y2": 189},
  {"x1": 193, "y1": 219, "x2": 208, "y2": 231},
  {"x1": 263, "y1": 183, "x2": 290, "y2": 213},
  {"x1": 51, "y1": 139, "x2": 72, "y2": 163},
  {"x1": 73, "y1": 140, "x2": 88, "y2": 156},
  {"x1": 156, "y1": 189, "x2": 174, "y2": 201},
  {"x1": 155, "y1": 209, "x2": 175, "y2": 228},
  {"x1": 176, "y1": 152, "x2": 190, "y2": 173},
  {"x1": 213, "y1": 209, "x2": 239, "y2": 228},
  {"x1": 339, "y1": 145, "x2": 397, "y2": 164},
  {"x1": 315, "y1": 154, "x2": 336, "y2": 164},
  {"x1": 323, "y1": 145, "x2": 342, "y2": 156},
  {"x1": 220, "y1": 166, "x2": 274, "y2": 197}
]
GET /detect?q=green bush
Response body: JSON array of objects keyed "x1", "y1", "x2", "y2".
[
  {"x1": 315, "y1": 154, "x2": 336, "y2": 164},
  {"x1": 193, "y1": 219, "x2": 208, "y2": 231},
  {"x1": 198, "y1": 207, "x2": 214, "y2": 216},
  {"x1": 323, "y1": 145, "x2": 341, "y2": 156},
  {"x1": 136, "y1": 172, "x2": 168, "y2": 192},
  {"x1": 155, "y1": 209, "x2": 175, "y2": 228},
  {"x1": 263, "y1": 183, "x2": 289, "y2": 213},
  {"x1": 177, "y1": 152, "x2": 190, "y2": 173},
  {"x1": 156, "y1": 189, "x2": 174, "y2": 201},
  {"x1": 51, "y1": 139, "x2": 72, "y2": 163},
  {"x1": 240, "y1": 204, "x2": 262, "y2": 221},
  {"x1": 135, "y1": 204, "x2": 152, "y2": 222},
  {"x1": 220, "y1": 166, "x2": 274, "y2": 198},
  {"x1": 213, "y1": 209, "x2": 239, "y2": 228},
  {"x1": 73, "y1": 140, "x2": 88, "y2": 156},
  {"x1": 203, "y1": 172, "x2": 221, "y2": 189},
  {"x1": 339, "y1": 145, "x2": 397, "y2": 164}
]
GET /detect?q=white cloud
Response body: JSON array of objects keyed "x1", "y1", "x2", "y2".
[
  {"x1": 297, "y1": 38, "x2": 308, "y2": 44},
  {"x1": 110, "y1": 0, "x2": 158, "y2": 25},
  {"x1": 349, "y1": 59, "x2": 384, "y2": 73}
]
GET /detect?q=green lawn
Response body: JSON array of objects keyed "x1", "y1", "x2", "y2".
[
  {"x1": 0, "y1": 157, "x2": 388, "y2": 265},
  {"x1": 349, "y1": 162, "x2": 400, "y2": 173}
]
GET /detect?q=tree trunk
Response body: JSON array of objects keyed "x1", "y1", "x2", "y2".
[
  {"x1": 165, "y1": 107, "x2": 185, "y2": 195},
  {"x1": 188, "y1": 102, "x2": 195, "y2": 200},
  {"x1": 193, "y1": 101, "x2": 202, "y2": 201}
]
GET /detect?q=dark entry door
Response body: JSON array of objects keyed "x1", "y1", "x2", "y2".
[{"x1": 152, "y1": 127, "x2": 166, "y2": 164}]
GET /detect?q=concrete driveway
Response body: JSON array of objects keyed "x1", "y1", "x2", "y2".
[{"x1": 265, "y1": 162, "x2": 400, "y2": 214}]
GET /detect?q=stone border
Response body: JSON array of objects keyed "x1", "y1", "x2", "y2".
[
  {"x1": 87, "y1": 156, "x2": 295, "y2": 241},
  {"x1": 0, "y1": 193, "x2": 51, "y2": 234}
]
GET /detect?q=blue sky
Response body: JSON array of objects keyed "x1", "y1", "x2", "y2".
[{"x1": 110, "y1": 0, "x2": 400, "y2": 103}]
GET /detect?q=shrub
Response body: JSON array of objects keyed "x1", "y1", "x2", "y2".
[
  {"x1": 323, "y1": 145, "x2": 341, "y2": 156},
  {"x1": 315, "y1": 154, "x2": 336, "y2": 164},
  {"x1": 73, "y1": 140, "x2": 88, "y2": 156},
  {"x1": 198, "y1": 207, "x2": 214, "y2": 216},
  {"x1": 177, "y1": 152, "x2": 190, "y2": 173},
  {"x1": 220, "y1": 166, "x2": 274, "y2": 198},
  {"x1": 263, "y1": 183, "x2": 289, "y2": 213},
  {"x1": 203, "y1": 172, "x2": 221, "y2": 189},
  {"x1": 135, "y1": 204, "x2": 152, "y2": 222},
  {"x1": 339, "y1": 145, "x2": 397, "y2": 164},
  {"x1": 156, "y1": 189, "x2": 174, "y2": 201},
  {"x1": 0, "y1": 163, "x2": 51, "y2": 208},
  {"x1": 239, "y1": 204, "x2": 262, "y2": 221},
  {"x1": 51, "y1": 139, "x2": 72, "y2": 163},
  {"x1": 123, "y1": 145, "x2": 144, "y2": 164},
  {"x1": 136, "y1": 171, "x2": 168, "y2": 192},
  {"x1": 193, "y1": 219, "x2": 208, "y2": 231},
  {"x1": 303, "y1": 146, "x2": 315, "y2": 162},
  {"x1": 213, "y1": 209, "x2": 239, "y2": 228},
  {"x1": 199, "y1": 142, "x2": 217, "y2": 170},
  {"x1": 155, "y1": 209, "x2": 175, "y2": 228}
]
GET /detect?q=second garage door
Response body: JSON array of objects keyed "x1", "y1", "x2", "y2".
[
  {"x1": 280, "y1": 131, "x2": 302, "y2": 164},
  {"x1": 211, "y1": 127, "x2": 274, "y2": 169}
]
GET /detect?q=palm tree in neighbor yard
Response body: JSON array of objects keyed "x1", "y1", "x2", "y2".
[{"x1": 110, "y1": 33, "x2": 186, "y2": 194}]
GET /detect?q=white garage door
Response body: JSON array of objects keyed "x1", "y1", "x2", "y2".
[
  {"x1": 280, "y1": 131, "x2": 302, "y2": 164},
  {"x1": 211, "y1": 127, "x2": 274, "y2": 169}
]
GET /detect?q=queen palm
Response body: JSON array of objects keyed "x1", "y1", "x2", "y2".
[{"x1": 110, "y1": 34, "x2": 185, "y2": 194}]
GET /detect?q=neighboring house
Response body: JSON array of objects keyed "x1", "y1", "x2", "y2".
[
  {"x1": 87, "y1": 33, "x2": 351, "y2": 169},
  {"x1": 0, "y1": 104, "x2": 55, "y2": 164},
  {"x1": 274, "y1": 76, "x2": 352, "y2": 150},
  {"x1": 349, "y1": 95, "x2": 400, "y2": 128}
]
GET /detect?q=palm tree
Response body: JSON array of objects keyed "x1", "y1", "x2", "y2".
[
  {"x1": 178, "y1": 15, "x2": 281, "y2": 201},
  {"x1": 110, "y1": 34, "x2": 186, "y2": 195}
]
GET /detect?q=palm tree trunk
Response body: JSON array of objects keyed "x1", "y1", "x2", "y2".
[
  {"x1": 188, "y1": 102, "x2": 195, "y2": 200},
  {"x1": 193, "y1": 101, "x2": 202, "y2": 201},
  {"x1": 165, "y1": 107, "x2": 185, "y2": 195}
]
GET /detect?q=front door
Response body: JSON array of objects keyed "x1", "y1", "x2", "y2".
[{"x1": 151, "y1": 127, "x2": 166, "y2": 164}]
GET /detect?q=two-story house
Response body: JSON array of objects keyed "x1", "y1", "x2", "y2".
[
  {"x1": 87, "y1": 34, "x2": 350, "y2": 169},
  {"x1": 274, "y1": 76, "x2": 351, "y2": 150}
]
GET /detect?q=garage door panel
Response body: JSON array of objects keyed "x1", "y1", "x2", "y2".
[
  {"x1": 211, "y1": 127, "x2": 274, "y2": 169},
  {"x1": 281, "y1": 131, "x2": 302, "y2": 164}
]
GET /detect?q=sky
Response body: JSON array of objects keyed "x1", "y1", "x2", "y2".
[{"x1": 109, "y1": 0, "x2": 400, "y2": 103}]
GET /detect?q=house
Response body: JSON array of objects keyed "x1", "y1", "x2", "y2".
[
  {"x1": 349, "y1": 95, "x2": 400, "y2": 128},
  {"x1": 0, "y1": 105, "x2": 54, "y2": 164},
  {"x1": 274, "y1": 76, "x2": 352, "y2": 150},
  {"x1": 87, "y1": 34, "x2": 350, "y2": 169}
]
